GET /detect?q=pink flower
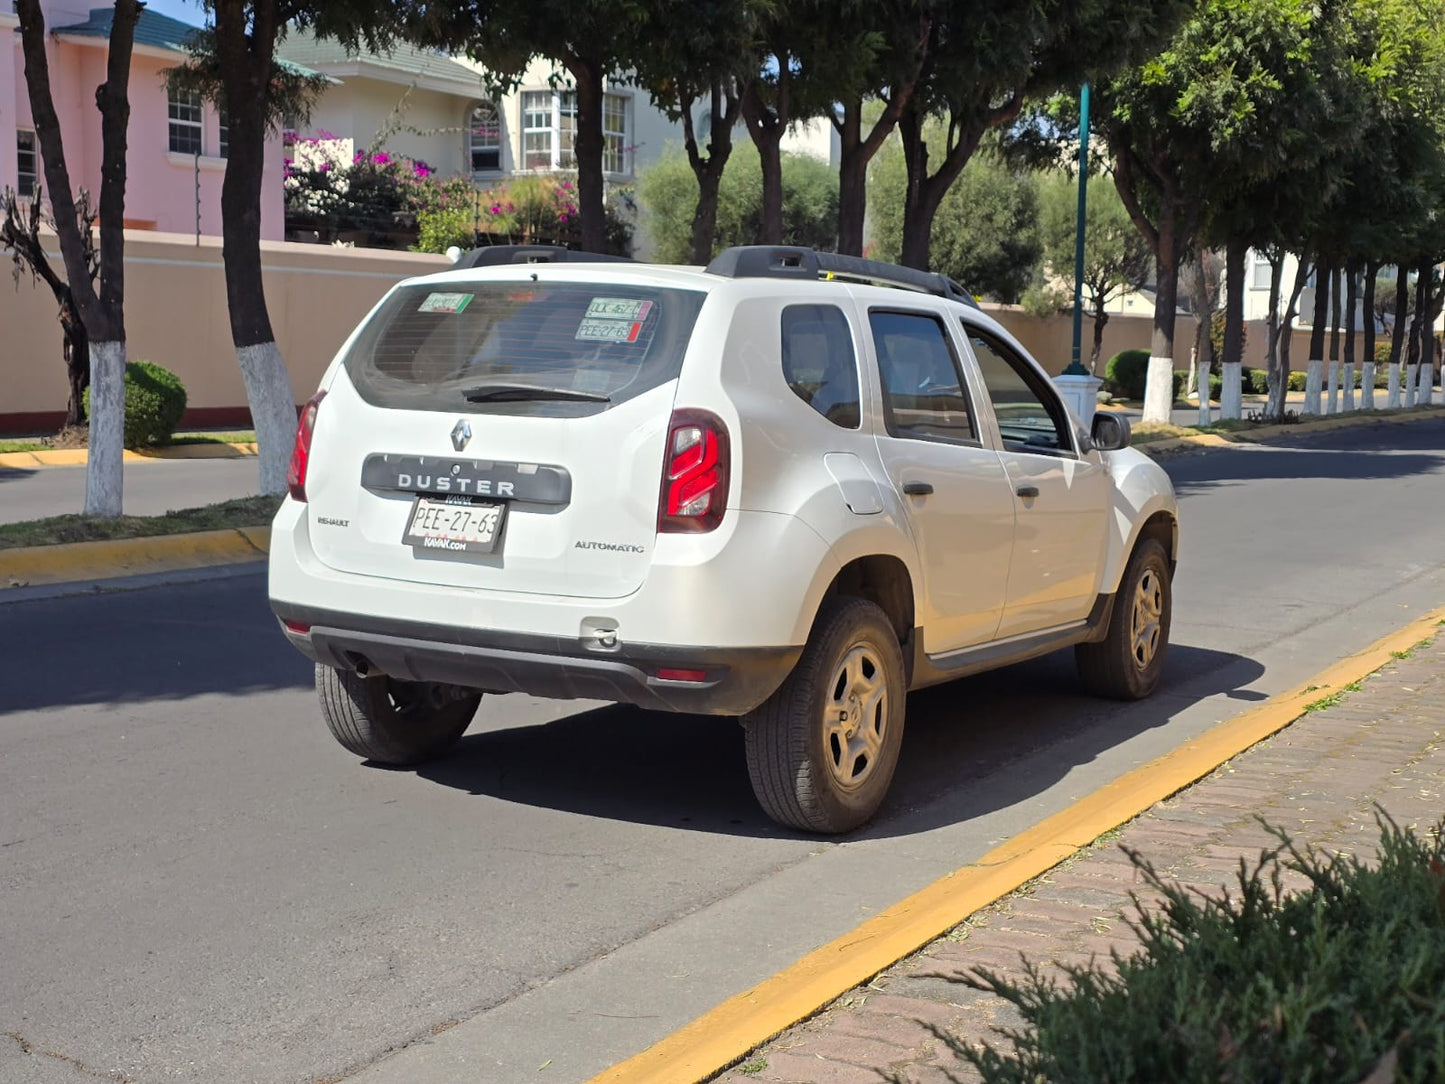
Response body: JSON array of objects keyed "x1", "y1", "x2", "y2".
[
  {"x1": 319, "y1": 162, "x2": 332, "y2": 172},
  {"x1": 317, "y1": 129, "x2": 336, "y2": 140},
  {"x1": 372, "y1": 152, "x2": 391, "y2": 165}
]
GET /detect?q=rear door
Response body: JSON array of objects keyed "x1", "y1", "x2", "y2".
[
  {"x1": 303, "y1": 278, "x2": 705, "y2": 600},
  {"x1": 866, "y1": 309, "x2": 1016, "y2": 653},
  {"x1": 957, "y1": 321, "x2": 1110, "y2": 637}
]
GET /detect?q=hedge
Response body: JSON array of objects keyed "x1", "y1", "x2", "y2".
[
  {"x1": 83, "y1": 360, "x2": 188, "y2": 448},
  {"x1": 952, "y1": 815, "x2": 1445, "y2": 1084}
]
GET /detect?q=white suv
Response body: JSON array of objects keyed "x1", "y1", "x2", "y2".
[{"x1": 269, "y1": 245, "x2": 1178, "y2": 833}]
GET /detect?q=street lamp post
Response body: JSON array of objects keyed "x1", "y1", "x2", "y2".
[{"x1": 1052, "y1": 82, "x2": 1103, "y2": 427}]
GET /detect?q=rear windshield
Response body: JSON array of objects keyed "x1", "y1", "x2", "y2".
[{"x1": 343, "y1": 281, "x2": 706, "y2": 415}]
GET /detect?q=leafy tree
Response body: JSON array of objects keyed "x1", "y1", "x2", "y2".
[
  {"x1": 637, "y1": 143, "x2": 837, "y2": 262},
  {"x1": 1023, "y1": 170, "x2": 1152, "y2": 372},
  {"x1": 441, "y1": 0, "x2": 650, "y2": 255},
  {"x1": 631, "y1": 0, "x2": 763, "y2": 263},
  {"x1": 1, "y1": 186, "x2": 98, "y2": 426},
  {"x1": 15, "y1": 0, "x2": 140, "y2": 516},
  {"x1": 870, "y1": 141, "x2": 1039, "y2": 303},
  {"x1": 895, "y1": 0, "x2": 1188, "y2": 274}
]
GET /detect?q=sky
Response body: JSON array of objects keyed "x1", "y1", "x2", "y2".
[{"x1": 147, "y1": 0, "x2": 205, "y2": 27}]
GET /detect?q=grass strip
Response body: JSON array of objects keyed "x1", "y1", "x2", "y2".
[
  {"x1": 0, "y1": 495, "x2": 283, "y2": 550},
  {"x1": 0, "y1": 431, "x2": 257, "y2": 454}
]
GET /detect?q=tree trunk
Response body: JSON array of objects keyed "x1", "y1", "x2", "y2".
[
  {"x1": 1361, "y1": 261, "x2": 1378, "y2": 410},
  {"x1": 1141, "y1": 215, "x2": 1180, "y2": 425},
  {"x1": 836, "y1": 103, "x2": 869, "y2": 257},
  {"x1": 1342, "y1": 263, "x2": 1358, "y2": 411},
  {"x1": 681, "y1": 82, "x2": 739, "y2": 265},
  {"x1": 1405, "y1": 269, "x2": 1426, "y2": 407},
  {"x1": 1304, "y1": 258, "x2": 1329, "y2": 415},
  {"x1": 566, "y1": 52, "x2": 606, "y2": 254},
  {"x1": 213, "y1": 0, "x2": 299, "y2": 496},
  {"x1": 1089, "y1": 301, "x2": 1108, "y2": 374},
  {"x1": 1268, "y1": 253, "x2": 1309, "y2": 420},
  {"x1": 1326, "y1": 266, "x2": 1342, "y2": 412},
  {"x1": 1221, "y1": 240, "x2": 1245, "y2": 420},
  {"x1": 897, "y1": 98, "x2": 996, "y2": 272},
  {"x1": 1387, "y1": 271, "x2": 1408, "y2": 408},
  {"x1": 741, "y1": 69, "x2": 790, "y2": 246},
  {"x1": 16, "y1": 0, "x2": 138, "y2": 516},
  {"x1": 1188, "y1": 253, "x2": 1213, "y2": 426},
  {"x1": 61, "y1": 296, "x2": 90, "y2": 426}
]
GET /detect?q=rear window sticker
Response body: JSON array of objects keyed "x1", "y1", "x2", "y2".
[
  {"x1": 576, "y1": 317, "x2": 642, "y2": 343},
  {"x1": 584, "y1": 298, "x2": 652, "y2": 321},
  {"x1": 418, "y1": 292, "x2": 474, "y2": 314}
]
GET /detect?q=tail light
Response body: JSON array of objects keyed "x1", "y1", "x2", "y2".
[
  {"x1": 287, "y1": 391, "x2": 326, "y2": 502},
  {"x1": 658, "y1": 409, "x2": 730, "y2": 533}
]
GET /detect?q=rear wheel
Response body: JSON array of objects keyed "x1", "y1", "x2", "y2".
[
  {"x1": 743, "y1": 597, "x2": 906, "y2": 833},
  {"x1": 316, "y1": 664, "x2": 480, "y2": 765},
  {"x1": 1075, "y1": 537, "x2": 1172, "y2": 700}
]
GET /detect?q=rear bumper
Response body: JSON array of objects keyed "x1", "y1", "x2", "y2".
[{"x1": 272, "y1": 603, "x2": 801, "y2": 715}]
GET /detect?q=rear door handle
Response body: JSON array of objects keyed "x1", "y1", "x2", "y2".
[
  {"x1": 1016, "y1": 485, "x2": 1040, "y2": 499},
  {"x1": 902, "y1": 482, "x2": 933, "y2": 496}
]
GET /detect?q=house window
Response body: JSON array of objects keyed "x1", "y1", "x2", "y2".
[
  {"x1": 603, "y1": 93, "x2": 629, "y2": 174},
  {"x1": 521, "y1": 89, "x2": 577, "y2": 170},
  {"x1": 168, "y1": 88, "x2": 204, "y2": 155},
  {"x1": 1250, "y1": 253, "x2": 1272, "y2": 290},
  {"x1": 17, "y1": 130, "x2": 37, "y2": 198},
  {"x1": 469, "y1": 101, "x2": 501, "y2": 172},
  {"x1": 218, "y1": 110, "x2": 229, "y2": 159}
]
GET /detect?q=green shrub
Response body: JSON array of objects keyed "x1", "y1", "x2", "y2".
[
  {"x1": 415, "y1": 203, "x2": 477, "y2": 255},
  {"x1": 952, "y1": 815, "x2": 1445, "y2": 1084},
  {"x1": 1104, "y1": 349, "x2": 1151, "y2": 399},
  {"x1": 1288, "y1": 370, "x2": 1308, "y2": 392},
  {"x1": 83, "y1": 360, "x2": 187, "y2": 448},
  {"x1": 1248, "y1": 368, "x2": 1270, "y2": 395}
]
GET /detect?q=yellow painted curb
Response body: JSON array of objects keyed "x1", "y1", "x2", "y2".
[
  {"x1": 590, "y1": 606, "x2": 1445, "y2": 1084},
  {"x1": 0, "y1": 443, "x2": 257, "y2": 469},
  {"x1": 0, "y1": 527, "x2": 270, "y2": 588},
  {"x1": 1137, "y1": 404, "x2": 1445, "y2": 459}
]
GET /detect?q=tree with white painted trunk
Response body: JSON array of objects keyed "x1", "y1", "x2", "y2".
[{"x1": 14, "y1": 0, "x2": 139, "y2": 517}]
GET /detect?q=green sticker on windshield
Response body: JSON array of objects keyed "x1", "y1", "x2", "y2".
[{"x1": 419, "y1": 292, "x2": 473, "y2": 314}]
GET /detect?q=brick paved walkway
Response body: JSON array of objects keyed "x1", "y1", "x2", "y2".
[{"x1": 712, "y1": 636, "x2": 1445, "y2": 1084}]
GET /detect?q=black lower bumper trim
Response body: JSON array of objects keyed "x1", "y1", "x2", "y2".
[{"x1": 271, "y1": 602, "x2": 800, "y2": 715}]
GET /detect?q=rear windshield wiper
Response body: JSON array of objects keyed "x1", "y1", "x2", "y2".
[{"x1": 462, "y1": 383, "x2": 611, "y2": 403}]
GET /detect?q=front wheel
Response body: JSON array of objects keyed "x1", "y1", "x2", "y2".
[
  {"x1": 1075, "y1": 537, "x2": 1172, "y2": 700},
  {"x1": 316, "y1": 664, "x2": 480, "y2": 765},
  {"x1": 743, "y1": 597, "x2": 907, "y2": 833}
]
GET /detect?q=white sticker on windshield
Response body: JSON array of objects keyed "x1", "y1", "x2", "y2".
[
  {"x1": 418, "y1": 292, "x2": 474, "y2": 314},
  {"x1": 577, "y1": 317, "x2": 640, "y2": 343},
  {"x1": 585, "y1": 297, "x2": 652, "y2": 321}
]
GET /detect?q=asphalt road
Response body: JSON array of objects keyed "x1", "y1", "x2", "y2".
[
  {"x1": 0, "y1": 458, "x2": 262, "y2": 524},
  {"x1": 3, "y1": 420, "x2": 1445, "y2": 1084}
]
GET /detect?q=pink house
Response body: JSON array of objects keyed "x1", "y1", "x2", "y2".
[{"x1": 1, "y1": 1, "x2": 285, "y2": 239}]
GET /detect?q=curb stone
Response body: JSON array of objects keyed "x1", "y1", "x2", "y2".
[
  {"x1": 0, "y1": 527, "x2": 270, "y2": 589},
  {"x1": 0, "y1": 442, "x2": 258, "y2": 469}
]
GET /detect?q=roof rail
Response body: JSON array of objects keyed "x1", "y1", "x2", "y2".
[
  {"x1": 704, "y1": 246, "x2": 979, "y2": 309},
  {"x1": 452, "y1": 245, "x2": 634, "y2": 269}
]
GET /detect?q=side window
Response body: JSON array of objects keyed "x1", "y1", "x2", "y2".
[
  {"x1": 781, "y1": 305, "x2": 861, "y2": 429},
  {"x1": 869, "y1": 310, "x2": 976, "y2": 444},
  {"x1": 964, "y1": 326, "x2": 1072, "y2": 454}
]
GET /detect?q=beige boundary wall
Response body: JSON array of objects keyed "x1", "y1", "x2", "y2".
[
  {"x1": 0, "y1": 230, "x2": 447, "y2": 432},
  {"x1": 1, "y1": 234, "x2": 1318, "y2": 433}
]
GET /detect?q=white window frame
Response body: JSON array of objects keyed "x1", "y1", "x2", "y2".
[
  {"x1": 468, "y1": 100, "x2": 502, "y2": 173},
  {"x1": 603, "y1": 92, "x2": 630, "y2": 175},
  {"x1": 218, "y1": 109, "x2": 229, "y2": 159},
  {"x1": 520, "y1": 89, "x2": 579, "y2": 171},
  {"x1": 168, "y1": 88, "x2": 204, "y2": 156},
  {"x1": 1250, "y1": 252, "x2": 1272, "y2": 291},
  {"x1": 17, "y1": 129, "x2": 37, "y2": 198}
]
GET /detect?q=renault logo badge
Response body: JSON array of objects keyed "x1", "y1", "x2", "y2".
[{"x1": 450, "y1": 419, "x2": 472, "y2": 452}]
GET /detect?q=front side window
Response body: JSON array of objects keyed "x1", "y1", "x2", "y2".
[
  {"x1": 469, "y1": 101, "x2": 501, "y2": 172},
  {"x1": 17, "y1": 130, "x2": 37, "y2": 197},
  {"x1": 521, "y1": 90, "x2": 578, "y2": 171},
  {"x1": 603, "y1": 93, "x2": 629, "y2": 174},
  {"x1": 781, "y1": 305, "x2": 860, "y2": 429},
  {"x1": 869, "y1": 310, "x2": 976, "y2": 444},
  {"x1": 964, "y1": 325, "x2": 1071, "y2": 454},
  {"x1": 168, "y1": 88, "x2": 203, "y2": 155},
  {"x1": 1250, "y1": 253, "x2": 1272, "y2": 290}
]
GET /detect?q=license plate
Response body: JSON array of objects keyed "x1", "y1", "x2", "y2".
[{"x1": 403, "y1": 495, "x2": 505, "y2": 554}]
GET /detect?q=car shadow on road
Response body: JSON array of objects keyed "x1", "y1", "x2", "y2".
[
  {"x1": 1164, "y1": 443, "x2": 1444, "y2": 495},
  {"x1": 412, "y1": 643, "x2": 1265, "y2": 840},
  {"x1": 0, "y1": 467, "x2": 39, "y2": 484}
]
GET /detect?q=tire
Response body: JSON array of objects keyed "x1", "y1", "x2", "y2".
[
  {"x1": 1076, "y1": 537, "x2": 1172, "y2": 700},
  {"x1": 743, "y1": 597, "x2": 907, "y2": 833},
  {"x1": 315, "y1": 664, "x2": 481, "y2": 765}
]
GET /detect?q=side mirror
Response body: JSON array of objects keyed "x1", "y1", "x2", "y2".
[{"x1": 1091, "y1": 411, "x2": 1131, "y2": 451}]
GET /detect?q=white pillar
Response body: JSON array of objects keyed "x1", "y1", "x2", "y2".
[{"x1": 1053, "y1": 373, "x2": 1104, "y2": 432}]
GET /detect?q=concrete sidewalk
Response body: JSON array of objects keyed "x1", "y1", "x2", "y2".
[{"x1": 710, "y1": 634, "x2": 1445, "y2": 1084}]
